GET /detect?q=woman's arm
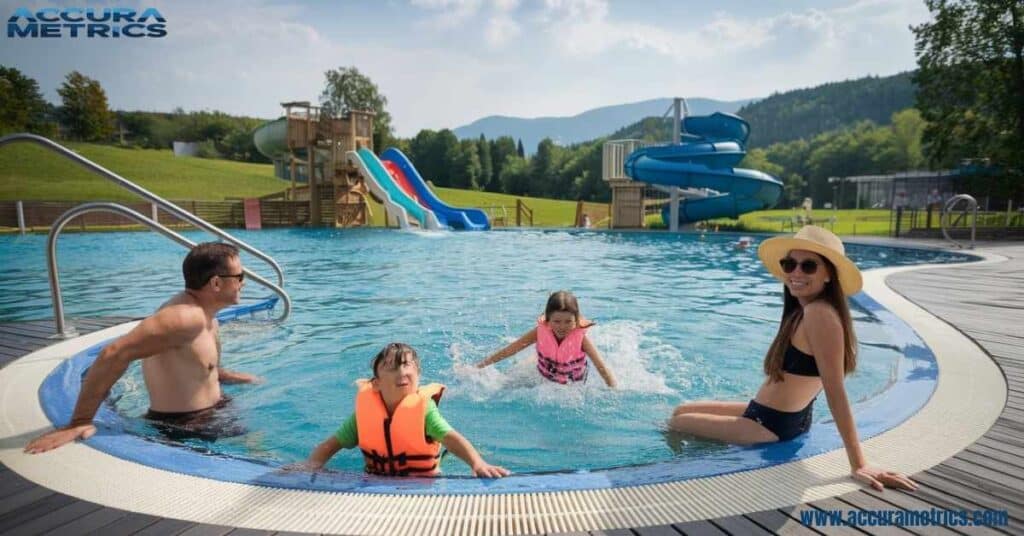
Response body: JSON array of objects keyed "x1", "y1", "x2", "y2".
[
  {"x1": 475, "y1": 328, "x2": 537, "y2": 368},
  {"x1": 805, "y1": 302, "x2": 917, "y2": 491},
  {"x1": 441, "y1": 430, "x2": 510, "y2": 478},
  {"x1": 582, "y1": 336, "x2": 616, "y2": 388}
]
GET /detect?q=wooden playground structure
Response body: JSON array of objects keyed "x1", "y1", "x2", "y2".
[{"x1": 277, "y1": 101, "x2": 375, "y2": 227}]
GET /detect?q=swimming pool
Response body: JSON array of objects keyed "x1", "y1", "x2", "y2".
[{"x1": 0, "y1": 229, "x2": 975, "y2": 494}]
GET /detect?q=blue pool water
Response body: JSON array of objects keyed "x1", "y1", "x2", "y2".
[{"x1": 0, "y1": 229, "x2": 973, "y2": 480}]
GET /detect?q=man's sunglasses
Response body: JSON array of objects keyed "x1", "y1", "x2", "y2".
[
  {"x1": 213, "y1": 272, "x2": 245, "y2": 282},
  {"x1": 779, "y1": 257, "x2": 819, "y2": 275}
]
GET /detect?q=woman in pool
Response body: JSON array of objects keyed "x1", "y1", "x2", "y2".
[{"x1": 669, "y1": 226, "x2": 917, "y2": 491}]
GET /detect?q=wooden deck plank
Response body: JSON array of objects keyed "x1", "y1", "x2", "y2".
[
  {"x1": 858, "y1": 488, "x2": 1006, "y2": 536},
  {"x1": 912, "y1": 472, "x2": 1024, "y2": 524},
  {"x1": 0, "y1": 492, "x2": 78, "y2": 532},
  {"x1": 958, "y1": 448, "x2": 1024, "y2": 472},
  {"x1": 82, "y1": 512, "x2": 162, "y2": 536},
  {"x1": 225, "y1": 529, "x2": 277, "y2": 536},
  {"x1": 709, "y1": 514, "x2": 776, "y2": 535},
  {"x1": 5, "y1": 499, "x2": 104, "y2": 535},
  {"x1": 670, "y1": 520, "x2": 729, "y2": 536},
  {"x1": 743, "y1": 509, "x2": 822, "y2": 535},
  {"x1": 132, "y1": 517, "x2": 198, "y2": 536},
  {"x1": 631, "y1": 526, "x2": 683, "y2": 535},
  {"x1": 0, "y1": 486, "x2": 55, "y2": 517},
  {"x1": 40, "y1": 507, "x2": 130, "y2": 536},
  {"x1": 837, "y1": 492, "x2": 962, "y2": 536},
  {"x1": 809, "y1": 497, "x2": 911, "y2": 535},
  {"x1": 0, "y1": 470, "x2": 37, "y2": 499},
  {"x1": 177, "y1": 524, "x2": 235, "y2": 536}
]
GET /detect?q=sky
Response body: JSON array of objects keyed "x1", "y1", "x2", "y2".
[{"x1": 1, "y1": 0, "x2": 932, "y2": 137}]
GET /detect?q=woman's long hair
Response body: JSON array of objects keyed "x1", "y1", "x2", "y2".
[{"x1": 763, "y1": 256, "x2": 857, "y2": 382}]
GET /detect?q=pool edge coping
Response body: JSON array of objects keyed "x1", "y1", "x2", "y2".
[{"x1": 0, "y1": 252, "x2": 1008, "y2": 534}]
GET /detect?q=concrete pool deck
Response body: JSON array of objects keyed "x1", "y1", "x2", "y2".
[{"x1": 0, "y1": 240, "x2": 1021, "y2": 535}]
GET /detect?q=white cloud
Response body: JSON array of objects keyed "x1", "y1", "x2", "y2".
[
  {"x1": 493, "y1": 0, "x2": 520, "y2": 12},
  {"x1": 485, "y1": 15, "x2": 521, "y2": 47},
  {"x1": 0, "y1": 0, "x2": 929, "y2": 136},
  {"x1": 411, "y1": 0, "x2": 483, "y2": 30}
]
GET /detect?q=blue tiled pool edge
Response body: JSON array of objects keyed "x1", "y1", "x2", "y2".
[{"x1": 37, "y1": 291, "x2": 940, "y2": 495}]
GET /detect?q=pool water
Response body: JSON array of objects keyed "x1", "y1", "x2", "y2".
[{"x1": 0, "y1": 229, "x2": 973, "y2": 474}]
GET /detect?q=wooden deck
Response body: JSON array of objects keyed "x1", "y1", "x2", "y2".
[{"x1": 1, "y1": 244, "x2": 1022, "y2": 535}]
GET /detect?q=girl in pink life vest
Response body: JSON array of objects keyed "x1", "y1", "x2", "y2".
[{"x1": 475, "y1": 291, "x2": 617, "y2": 388}]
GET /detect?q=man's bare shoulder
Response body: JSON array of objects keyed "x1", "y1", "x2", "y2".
[{"x1": 147, "y1": 298, "x2": 207, "y2": 338}]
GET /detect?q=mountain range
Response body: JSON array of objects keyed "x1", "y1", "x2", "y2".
[
  {"x1": 452, "y1": 72, "x2": 916, "y2": 152},
  {"x1": 452, "y1": 97, "x2": 753, "y2": 153}
]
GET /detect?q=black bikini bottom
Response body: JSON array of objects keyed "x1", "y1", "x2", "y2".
[{"x1": 742, "y1": 398, "x2": 814, "y2": 441}]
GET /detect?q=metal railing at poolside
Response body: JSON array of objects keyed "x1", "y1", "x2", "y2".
[{"x1": 0, "y1": 133, "x2": 292, "y2": 337}]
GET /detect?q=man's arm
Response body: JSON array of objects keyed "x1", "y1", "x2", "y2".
[
  {"x1": 217, "y1": 368, "x2": 262, "y2": 384},
  {"x1": 24, "y1": 305, "x2": 204, "y2": 454}
]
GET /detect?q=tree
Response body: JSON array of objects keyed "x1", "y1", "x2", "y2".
[
  {"x1": 451, "y1": 139, "x2": 482, "y2": 189},
  {"x1": 516, "y1": 138, "x2": 525, "y2": 158},
  {"x1": 530, "y1": 139, "x2": 560, "y2": 197},
  {"x1": 477, "y1": 134, "x2": 493, "y2": 191},
  {"x1": 889, "y1": 108, "x2": 926, "y2": 170},
  {"x1": 500, "y1": 156, "x2": 531, "y2": 195},
  {"x1": 913, "y1": 1, "x2": 1024, "y2": 175},
  {"x1": 489, "y1": 136, "x2": 518, "y2": 191},
  {"x1": 320, "y1": 66, "x2": 394, "y2": 149},
  {"x1": 57, "y1": 71, "x2": 113, "y2": 141},
  {"x1": 0, "y1": 66, "x2": 51, "y2": 135}
]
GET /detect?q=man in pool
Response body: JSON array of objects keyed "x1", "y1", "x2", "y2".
[{"x1": 25, "y1": 242, "x2": 260, "y2": 453}]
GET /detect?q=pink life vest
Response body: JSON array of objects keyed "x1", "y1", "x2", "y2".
[{"x1": 535, "y1": 320, "x2": 589, "y2": 384}]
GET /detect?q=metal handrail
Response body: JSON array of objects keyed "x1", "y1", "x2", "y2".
[
  {"x1": 47, "y1": 203, "x2": 292, "y2": 337},
  {"x1": 0, "y1": 133, "x2": 285, "y2": 288},
  {"x1": 941, "y1": 194, "x2": 978, "y2": 249}
]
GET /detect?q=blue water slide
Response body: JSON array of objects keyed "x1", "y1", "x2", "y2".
[
  {"x1": 624, "y1": 112, "x2": 783, "y2": 224},
  {"x1": 353, "y1": 148, "x2": 443, "y2": 230},
  {"x1": 380, "y1": 148, "x2": 490, "y2": 230}
]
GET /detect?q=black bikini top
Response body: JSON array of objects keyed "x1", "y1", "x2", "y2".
[{"x1": 783, "y1": 344, "x2": 820, "y2": 376}]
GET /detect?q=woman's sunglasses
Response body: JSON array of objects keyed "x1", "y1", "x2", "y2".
[{"x1": 779, "y1": 257, "x2": 819, "y2": 275}]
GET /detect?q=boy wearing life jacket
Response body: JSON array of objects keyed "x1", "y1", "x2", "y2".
[
  {"x1": 304, "y1": 342, "x2": 509, "y2": 478},
  {"x1": 476, "y1": 290, "x2": 617, "y2": 388}
]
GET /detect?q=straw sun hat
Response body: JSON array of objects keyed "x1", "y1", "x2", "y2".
[{"x1": 757, "y1": 225, "x2": 863, "y2": 296}]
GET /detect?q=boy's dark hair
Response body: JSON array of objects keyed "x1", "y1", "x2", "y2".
[
  {"x1": 371, "y1": 342, "x2": 420, "y2": 378},
  {"x1": 544, "y1": 290, "x2": 581, "y2": 321},
  {"x1": 182, "y1": 242, "x2": 240, "y2": 290}
]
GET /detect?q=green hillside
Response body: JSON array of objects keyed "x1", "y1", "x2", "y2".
[
  {"x1": 604, "y1": 72, "x2": 916, "y2": 148},
  {"x1": 738, "y1": 72, "x2": 916, "y2": 147}
]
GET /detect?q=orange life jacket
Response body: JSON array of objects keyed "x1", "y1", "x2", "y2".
[{"x1": 354, "y1": 380, "x2": 446, "y2": 476}]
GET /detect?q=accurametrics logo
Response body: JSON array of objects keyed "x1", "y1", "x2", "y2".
[{"x1": 7, "y1": 6, "x2": 167, "y2": 38}]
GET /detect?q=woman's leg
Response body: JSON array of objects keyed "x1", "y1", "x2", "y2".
[
  {"x1": 667, "y1": 413, "x2": 779, "y2": 444},
  {"x1": 672, "y1": 400, "x2": 748, "y2": 417}
]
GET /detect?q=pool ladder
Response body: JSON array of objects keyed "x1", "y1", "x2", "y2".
[
  {"x1": 941, "y1": 194, "x2": 978, "y2": 249},
  {"x1": 0, "y1": 133, "x2": 292, "y2": 338}
]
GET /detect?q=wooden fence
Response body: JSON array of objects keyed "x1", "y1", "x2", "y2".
[{"x1": 0, "y1": 199, "x2": 336, "y2": 231}]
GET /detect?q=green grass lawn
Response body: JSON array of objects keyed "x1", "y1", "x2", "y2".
[
  {"x1": 0, "y1": 142, "x2": 600, "y2": 228},
  {"x1": 645, "y1": 209, "x2": 900, "y2": 236},
  {"x1": 0, "y1": 142, "x2": 287, "y2": 201},
  {"x1": 709, "y1": 209, "x2": 897, "y2": 236}
]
